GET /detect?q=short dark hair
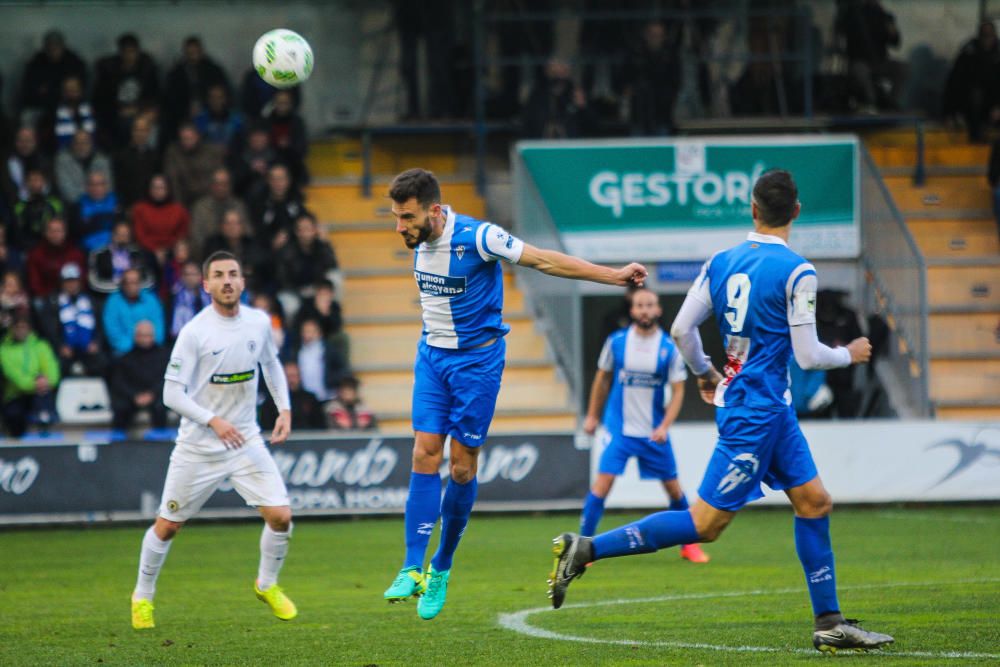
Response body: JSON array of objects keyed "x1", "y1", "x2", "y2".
[
  {"x1": 117, "y1": 33, "x2": 139, "y2": 50},
  {"x1": 388, "y1": 168, "x2": 440, "y2": 208},
  {"x1": 752, "y1": 169, "x2": 798, "y2": 227},
  {"x1": 202, "y1": 250, "x2": 240, "y2": 276}
]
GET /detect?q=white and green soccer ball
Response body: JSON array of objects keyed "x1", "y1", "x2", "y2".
[{"x1": 252, "y1": 29, "x2": 313, "y2": 89}]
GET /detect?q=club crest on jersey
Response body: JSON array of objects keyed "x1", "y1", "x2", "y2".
[
  {"x1": 247, "y1": 339, "x2": 257, "y2": 353},
  {"x1": 166, "y1": 499, "x2": 180, "y2": 512},
  {"x1": 455, "y1": 245, "x2": 465, "y2": 260}
]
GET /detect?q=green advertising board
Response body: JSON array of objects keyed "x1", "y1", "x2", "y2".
[{"x1": 515, "y1": 137, "x2": 859, "y2": 261}]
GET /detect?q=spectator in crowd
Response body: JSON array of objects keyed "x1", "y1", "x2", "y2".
[
  {"x1": 189, "y1": 167, "x2": 248, "y2": 258},
  {"x1": 834, "y1": 0, "x2": 901, "y2": 112},
  {"x1": 113, "y1": 114, "x2": 160, "y2": 210},
  {"x1": 37, "y1": 262, "x2": 107, "y2": 378},
  {"x1": 294, "y1": 317, "x2": 347, "y2": 403},
  {"x1": 169, "y1": 259, "x2": 210, "y2": 338},
  {"x1": 521, "y1": 58, "x2": 596, "y2": 139},
  {"x1": 247, "y1": 163, "x2": 304, "y2": 249},
  {"x1": 944, "y1": 20, "x2": 1000, "y2": 143},
  {"x1": 201, "y1": 208, "x2": 263, "y2": 287},
  {"x1": 3, "y1": 126, "x2": 52, "y2": 204},
  {"x1": 816, "y1": 289, "x2": 864, "y2": 417},
  {"x1": 27, "y1": 217, "x2": 85, "y2": 301},
  {"x1": 0, "y1": 227, "x2": 25, "y2": 278},
  {"x1": 158, "y1": 237, "x2": 192, "y2": 301},
  {"x1": 13, "y1": 168, "x2": 64, "y2": 248},
  {"x1": 988, "y1": 139, "x2": 1000, "y2": 239},
  {"x1": 72, "y1": 170, "x2": 119, "y2": 252},
  {"x1": 0, "y1": 271, "x2": 30, "y2": 337},
  {"x1": 251, "y1": 292, "x2": 288, "y2": 354},
  {"x1": 229, "y1": 122, "x2": 275, "y2": 196},
  {"x1": 326, "y1": 375, "x2": 377, "y2": 431},
  {"x1": 194, "y1": 84, "x2": 244, "y2": 151},
  {"x1": 102, "y1": 267, "x2": 164, "y2": 356},
  {"x1": 88, "y1": 220, "x2": 155, "y2": 294},
  {"x1": 0, "y1": 314, "x2": 60, "y2": 437},
  {"x1": 293, "y1": 279, "x2": 346, "y2": 367},
  {"x1": 265, "y1": 90, "x2": 308, "y2": 184},
  {"x1": 164, "y1": 122, "x2": 225, "y2": 207},
  {"x1": 624, "y1": 21, "x2": 682, "y2": 136},
  {"x1": 260, "y1": 361, "x2": 325, "y2": 431},
  {"x1": 163, "y1": 36, "x2": 230, "y2": 142},
  {"x1": 55, "y1": 128, "x2": 114, "y2": 204},
  {"x1": 108, "y1": 319, "x2": 168, "y2": 431},
  {"x1": 49, "y1": 76, "x2": 96, "y2": 151},
  {"x1": 240, "y1": 66, "x2": 300, "y2": 120},
  {"x1": 132, "y1": 174, "x2": 190, "y2": 265},
  {"x1": 93, "y1": 33, "x2": 160, "y2": 149},
  {"x1": 276, "y1": 212, "x2": 339, "y2": 301},
  {"x1": 19, "y1": 30, "x2": 87, "y2": 122}
]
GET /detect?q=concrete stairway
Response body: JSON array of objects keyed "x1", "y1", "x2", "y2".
[{"x1": 868, "y1": 129, "x2": 1000, "y2": 419}]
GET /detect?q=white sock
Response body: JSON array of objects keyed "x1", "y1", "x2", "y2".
[
  {"x1": 134, "y1": 526, "x2": 172, "y2": 600},
  {"x1": 257, "y1": 523, "x2": 291, "y2": 590}
]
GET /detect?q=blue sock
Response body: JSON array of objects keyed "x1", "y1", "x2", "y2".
[
  {"x1": 794, "y1": 515, "x2": 840, "y2": 617},
  {"x1": 580, "y1": 492, "x2": 606, "y2": 537},
  {"x1": 403, "y1": 472, "x2": 442, "y2": 569},
  {"x1": 430, "y1": 477, "x2": 478, "y2": 571},
  {"x1": 669, "y1": 493, "x2": 689, "y2": 511},
  {"x1": 591, "y1": 509, "x2": 699, "y2": 560}
]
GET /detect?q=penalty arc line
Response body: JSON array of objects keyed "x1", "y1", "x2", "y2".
[{"x1": 497, "y1": 577, "x2": 1000, "y2": 660}]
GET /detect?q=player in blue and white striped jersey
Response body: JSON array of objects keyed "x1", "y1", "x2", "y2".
[
  {"x1": 579, "y1": 288, "x2": 708, "y2": 564},
  {"x1": 382, "y1": 168, "x2": 647, "y2": 620}
]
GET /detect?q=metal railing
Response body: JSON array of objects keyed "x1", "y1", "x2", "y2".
[
  {"x1": 511, "y1": 148, "x2": 584, "y2": 409},
  {"x1": 859, "y1": 147, "x2": 931, "y2": 417}
]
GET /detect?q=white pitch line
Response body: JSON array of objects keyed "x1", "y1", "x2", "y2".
[
  {"x1": 877, "y1": 511, "x2": 1000, "y2": 525},
  {"x1": 497, "y1": 578, "x2": 1000, "y2": 660}
]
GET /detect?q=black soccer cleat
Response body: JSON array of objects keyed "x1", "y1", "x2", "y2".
[
  {"x1": 547, "y1": 532, "x2": 593, "y2": 609},
  {"x1": 813, "y1": 619, "x2": 894, "y2": 653}
]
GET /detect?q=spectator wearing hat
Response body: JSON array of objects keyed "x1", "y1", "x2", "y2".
[
  {"x1": 27, "y1": 217, "x2": 85, "y2": 302},
  {"x1": 326, "y1": 375, "x2": 377, "y2": 431},
  {"x1": 38, "y1": 262, "x2": 107, "y2": 377},
  {"x1": 0, "y1": 314, "x2": 60, "y2": 437},
  {"x1": 19, "y1": 30, "x2": 88, "y2": 122},
  {"x1": 108, "y1": 319, "x2": 168, "y2": 431},
  {"x1": 102, "y1": 267, "x2": 164, "y2": 356}
]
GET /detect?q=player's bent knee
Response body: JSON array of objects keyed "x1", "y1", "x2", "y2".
[
  {"x1": 262, "y1": 507, "x2": 292, "y2": 531},
  {"x1": 154, "y1": 517, "x2": 183, "y2": 540},
  {"x1": 449, "y1": 462, "x2": 477, "y2": 484}
]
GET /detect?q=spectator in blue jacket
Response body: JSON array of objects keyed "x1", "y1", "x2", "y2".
[
  {"x1": 72, "y1": 170, "x2": 119, "y2": 252},
  {"x1": 102, "y1": 267, "x2": 164, "y2": 356}
]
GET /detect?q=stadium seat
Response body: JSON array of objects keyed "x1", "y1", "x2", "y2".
[{"x1": 56, "y1": 377, "x2": 113, "y2": 425}]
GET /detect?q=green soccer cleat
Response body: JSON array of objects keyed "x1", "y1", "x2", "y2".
[
  {"x1": 255, "y1": 583, "x2": 298, "y2": 621},
  {"x1": 813, "y1": 619, "x2": 894, "y2": 653},
  {"x1": 383, "y1": 566, "x2": 426, "y2": 603},
  {"x1": 417, "y1": 567, "x2": 450, "y2": 620},
  {"x1": 131, "y1": 596, "x2": 155, "y2": 630}
]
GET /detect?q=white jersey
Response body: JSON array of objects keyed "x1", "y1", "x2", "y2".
[{"x1": 164, "y1": 305, "x2": 288, "y2": 456}]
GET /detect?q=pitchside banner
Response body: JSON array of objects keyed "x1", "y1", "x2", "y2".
[
  {"x1": 515, "y1": 136, "x2": 859, "y2": 261},
  {"x1": 596, "y1": 421, "x2": 1000, "y2": 508},
  {"x1": 0, "y1": 433, "x2": 588, "y2": 525}
]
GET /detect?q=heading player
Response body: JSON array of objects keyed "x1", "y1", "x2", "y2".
[
  {"x1": 130, "y1": 251, "x2": 297, "y2": 629},
  {"x1": 547, "y1": 170, "x2": 894, "y2": 653},
  {"x1": 580, "y1": 287, "x2": 708, "y2": 564},
  {"x1": 383, "y1": 168, "x2": 647, "y2": 620}
]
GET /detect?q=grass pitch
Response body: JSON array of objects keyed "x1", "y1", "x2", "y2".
[{"x1": 1, "y1": 506, "x2": 998, "y2": 665}]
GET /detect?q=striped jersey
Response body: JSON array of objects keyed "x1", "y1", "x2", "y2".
[
  {"x1": 413, "y1": 206, "x2": 524, "y2": 349},
  {"x1": 687, "y1": 232, "x2": 818, "y2": 409},
  {"x1": 598, "y1": 325, "x2": 687, "y2": 438}
]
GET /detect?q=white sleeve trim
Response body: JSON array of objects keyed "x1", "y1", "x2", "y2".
[
  {"x1": 786, "y1": 263, "x2": 817, "y2": 326},
  {"x1": 596, "y1": 337, "x2": 614, "y2": 372},
  {"x1": 790, "y1": 321, "x2": 852, "y2": 370},
  {"x1": 163, "y1": 379, "x2": 215, "y2": 426},
  {"x1": 669, "y1": 294, "x2": 714, "y2": 376},
  {"x1": 476, "y1": 223, "x2": 525, "y2": 264}
]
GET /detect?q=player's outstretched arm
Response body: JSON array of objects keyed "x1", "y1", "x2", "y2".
[
  {"x1": 517, "y1": 243, "x2": 647, "y2": 287},
  {"x1": 583, "y1": 369, "x2": 613, "y2": 435}
]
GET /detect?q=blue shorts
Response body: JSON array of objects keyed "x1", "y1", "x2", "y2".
[
  {"x1": 698, "y1": 405, "x2": 818, "y2": 512},
  {"x1": 598, "y1": 432, "x2": 678, "y2": 481},
  {"x1": 411, "y1": 338, "x2": 506, "y2": 447}
]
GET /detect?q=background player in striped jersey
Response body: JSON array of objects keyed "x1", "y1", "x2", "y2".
[
  {"x1": 130, "y1": 251, "x2": 297, "y2": 629},
  {"x1": 548, "y1": 170, "x2": 894, "y2": 653},
  {"x1": 580, "y1": 287, "x2": 708, "y2": 564},
  {"x1": 383, "y1": 168, "x2": 647, "y2": 620}
]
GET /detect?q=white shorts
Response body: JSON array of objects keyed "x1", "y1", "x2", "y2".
[{"x1": 158, "y1": 442, "x2": 289, "y2": 522}]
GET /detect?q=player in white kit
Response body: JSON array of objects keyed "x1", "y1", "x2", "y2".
[{"x1": 130, "y1": 251, "x2": 297, "y2": 629}]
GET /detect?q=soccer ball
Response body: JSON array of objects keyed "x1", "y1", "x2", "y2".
[{"x1": 252, "y1": 29, "x2": 313, "y2": 89}]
